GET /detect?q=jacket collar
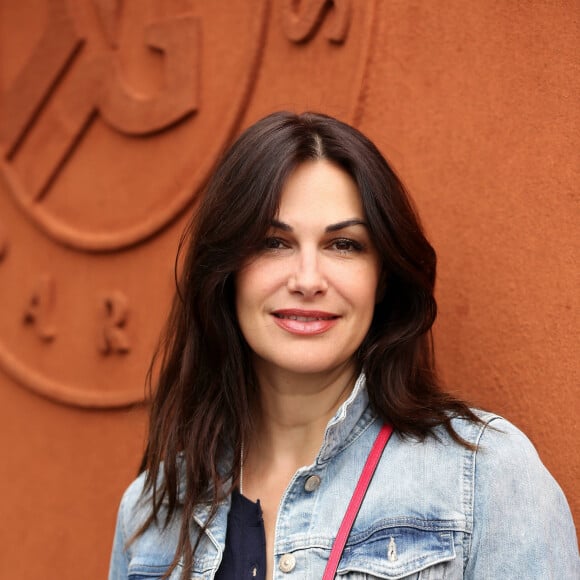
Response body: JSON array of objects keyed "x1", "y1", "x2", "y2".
[{"x1": 316, "y1": 373, "x2": 375, "y2": 463}]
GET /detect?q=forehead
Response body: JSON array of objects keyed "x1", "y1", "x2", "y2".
[{"x1": 276, "y1": 160, "x2": 364, "y2": 222}]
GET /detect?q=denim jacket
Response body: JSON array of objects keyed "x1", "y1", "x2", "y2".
[{"x1": 109, "y1": 376, "x2": 579, "y2": 579}]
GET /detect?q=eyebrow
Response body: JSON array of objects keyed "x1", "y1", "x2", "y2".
[{"x1": 270, "y1": 218, "x2": 368, "y2": 233}]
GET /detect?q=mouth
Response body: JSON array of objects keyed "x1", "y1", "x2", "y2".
[
  {"x1": 272, "y1": 310, "x2": 339, "y2": 321},
  {"x1": 271, "y1": 310, "x2": 340, "y2": 335}
]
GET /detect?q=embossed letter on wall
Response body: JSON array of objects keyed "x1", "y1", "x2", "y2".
[
  {"x1": 98, "y1": 292, "x2": 131, "y2": 356},
  {"x1": 23, "y1": 275, "x2": 57, "y2": 343},
  {"x1": 281, "y1": 0, "x2": 351, "y2": 43},
  {"x1": 98, "y1": 15, "x2": 200, "y2": 135}
]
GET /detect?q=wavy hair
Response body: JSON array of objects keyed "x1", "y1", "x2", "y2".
[{"x1": 136, "y1": 111, "x2": 479, "y2": 578}]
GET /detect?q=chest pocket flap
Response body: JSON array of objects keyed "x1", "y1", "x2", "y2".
[
  {"x1": 127, "y1": 561, "x2": 172, "y2": 579},
  {"x1": 127, "y1": 560, "x2": 211, "y2": 580},
  {"x1": 337, "y1": 523, "x2": 456, "y2": 579}
]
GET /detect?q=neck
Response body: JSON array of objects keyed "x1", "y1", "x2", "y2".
[{"x1": 247, "y1": 360, "x2": 359, "y2": 468}]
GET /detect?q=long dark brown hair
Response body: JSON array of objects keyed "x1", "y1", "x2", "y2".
[{"x1": 137, "y1": 111, "x2": 479, "y2": 578}]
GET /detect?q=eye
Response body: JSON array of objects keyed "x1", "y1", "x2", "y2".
[
  {"x1": 263, "y1": 237, "x2": 288, "y2": 251},
  {"x1": 331, "y1": 238, "x2": 364, "y2": 253}
]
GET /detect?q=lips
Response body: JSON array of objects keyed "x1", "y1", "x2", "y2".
[{"x1": 271, "y1": 309, "x2": 339, "y2": 335}]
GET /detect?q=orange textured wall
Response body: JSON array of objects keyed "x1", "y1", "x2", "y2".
[{"x1": 0, "y1": 1, "x2": 577, "y2": 578}]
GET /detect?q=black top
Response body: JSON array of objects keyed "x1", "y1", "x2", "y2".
[{"x1": 215, "y1": 489, "x2": 267, "y2": 579}]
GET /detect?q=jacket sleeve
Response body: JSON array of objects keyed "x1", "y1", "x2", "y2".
[
  {"x1": 464, "y1": 417, "x2": 580, "y2": 578},
  {"x1": 108, "y1": 489, "x2": 131, "y2": 580}
]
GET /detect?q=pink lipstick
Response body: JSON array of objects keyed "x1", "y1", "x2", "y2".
[{"x1": 271, "y1": 309, "x2": 339, "y2": 335}]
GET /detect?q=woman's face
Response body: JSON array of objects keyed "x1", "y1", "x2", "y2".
[{"x1": 235, "y1": 159, "x2": 381, "y2": 379}]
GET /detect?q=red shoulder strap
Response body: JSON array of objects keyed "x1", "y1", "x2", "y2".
[{"x1": 322, "y1": 423, "x2": 394, "y2": 580}]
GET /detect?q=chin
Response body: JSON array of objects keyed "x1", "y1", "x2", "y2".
[{"x1": 260, "y1": 353, "x2": 356, "y2": 378}]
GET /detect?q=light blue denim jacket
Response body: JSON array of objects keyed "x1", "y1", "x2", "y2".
[{"x1": 110, "y1": 376, "x2": 579, "y2": 579}]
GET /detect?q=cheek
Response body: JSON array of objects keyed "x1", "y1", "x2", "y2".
[
  {"x1": 239, "y1": 259, "x2": 290, "y2": 297},
  {"x1": 235, "y1": 260, "x2": 264, "y2": 306},
  {"x1": 235, "y1": 261, "x2": 284, "y2": 321},
  {"x1": 347, "y1": 267, "x2": 381, "y2": 307}
]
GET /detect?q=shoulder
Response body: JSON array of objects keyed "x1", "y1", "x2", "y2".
[
  {"x1": 443, "y1": 409, "x2": 561, "y2": 486},
  {"x1": 442, "y1": 408, "x2": 537, "y2": 456},
  {"x1": 116, "y1": 471, "x2": 152, "y2": 542},
  {"x1": 417, "y1": 409, "x2": 572, "y2": 514},
  {"x1": 121, "y1": 470, "x2": 149, "y2": 505},
  {"x1": 452, "y1": 410, "x2": 566, "y2": 500},
  {"x1": 448, "y1": 409, "x2": 550, "y2": 470}
]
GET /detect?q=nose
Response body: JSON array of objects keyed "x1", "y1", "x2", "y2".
[{"x1": 287, "y1": 247, "x2": 328, "y2": 297}]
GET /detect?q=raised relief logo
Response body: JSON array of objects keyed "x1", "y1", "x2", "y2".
[
  {"x1": 0, "y1": 0, "x2": 375, "y2": 407},
  {"x1": 0, "y1": 0, "x2": 268, "y2": 250}
]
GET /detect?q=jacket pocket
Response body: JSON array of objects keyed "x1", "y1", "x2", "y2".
[
  {"x1": 127, "y1": 561, "x2": 189, "y2": 580},
  {"x1": 128, "y1": 553, "x2": 219, "y2": 580},
  {"x1": 128, "y1": 560, "x2": 214, "y2": 580},
  {"x1": 336, "y1": 523, "x2": 456, "y2": 579},
  {"x1": 128, "y1": 562, "x2": 172, "y2": 580}
]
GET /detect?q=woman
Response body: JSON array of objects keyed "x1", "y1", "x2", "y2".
[{"x1": 109, "y1": 112, "x2": 578, "y2": 579}]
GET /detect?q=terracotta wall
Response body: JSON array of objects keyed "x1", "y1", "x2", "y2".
[{"x1": 0, "y1": 1, "x2": 577, "y2": 577}]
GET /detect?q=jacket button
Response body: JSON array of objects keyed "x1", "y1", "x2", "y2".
[
  {"x1": 304, "y1": 474, "x2": 321, "y2": 492},
  {"x1": 279, "y1": 553, "x2": 296, "y2": 573}
]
